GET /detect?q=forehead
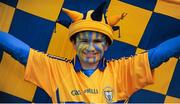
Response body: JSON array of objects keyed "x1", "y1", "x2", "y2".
[{"x1": 76, "y1": 31, "x2": 105, "y2": 39}]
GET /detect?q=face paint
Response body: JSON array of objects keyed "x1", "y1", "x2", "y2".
[{"x1": 75, "y1": 31, "x2": 107, "y2": 64}]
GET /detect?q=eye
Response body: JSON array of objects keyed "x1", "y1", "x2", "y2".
[
  {"x1": 94, "y1": 39, "x2": 103, "y2": 43},
  {"x1": 80, "y1": 39, "x2": 88, "y2": 43}
]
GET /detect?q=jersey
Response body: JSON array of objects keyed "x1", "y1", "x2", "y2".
[{"x1": 24, "y1": 48, "x2": 153, "y2": 103}]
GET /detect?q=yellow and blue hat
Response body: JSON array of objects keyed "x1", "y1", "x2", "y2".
[{"x1": 61, "y1": 2, "x2": 126, "y2": 45}]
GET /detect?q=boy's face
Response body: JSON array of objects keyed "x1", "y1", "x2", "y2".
[{"x1": 73, "y1": 31, "x2": 108, "y2": 64}]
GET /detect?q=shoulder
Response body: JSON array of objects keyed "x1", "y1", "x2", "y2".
[{"x1": 30, "y1": 48, "x2": 72, "y2": 62}]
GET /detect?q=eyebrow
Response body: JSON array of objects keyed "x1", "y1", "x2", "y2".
[
  {"x1": 78, "y1": 36, "x2": 103, "y2": 39},
  {"x1": 78, "y1": 38, "x2": 88, "y2": 40}
]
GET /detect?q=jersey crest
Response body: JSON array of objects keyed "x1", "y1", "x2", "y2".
[{"x1": 103, "y1": 86, "x2": 113, "y2": 103}]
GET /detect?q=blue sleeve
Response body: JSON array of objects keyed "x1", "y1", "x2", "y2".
[
  {"x1": 0, "y1": 31, "x2": 30, "y2": 65},
  {"x1": 148, "y1": 35, "x2": 180, "y2": 69}
]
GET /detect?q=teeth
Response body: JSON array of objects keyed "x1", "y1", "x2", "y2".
[{"x1": 83, "y1": 52, "x2": 97, "y2": 57}]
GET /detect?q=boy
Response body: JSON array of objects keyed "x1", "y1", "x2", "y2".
[{"x1": 0, "y1": 2, "x2": 180, "y2": 103}]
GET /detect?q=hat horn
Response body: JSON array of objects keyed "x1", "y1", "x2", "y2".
[
  {"x1": 91, "y1": 2, "x2": 106, "y2": 21},
  {"x1": 62, "y1": 8, "x2": 83, "y2": 22},
  {"x1": 107, "y1": 12, "x2": 127, "y2": 26}
]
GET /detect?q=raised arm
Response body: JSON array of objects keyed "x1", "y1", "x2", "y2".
[
  {"x1": 0, "y1": 31, "x2": 30, "y2": 65},
  {"x1": 148, "y1": 35, "x2": 180, "y2": 69}
]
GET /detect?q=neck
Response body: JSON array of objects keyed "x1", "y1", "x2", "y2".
[{"x1": 80, "y1": 61, "x2": 99, "y2": 70}]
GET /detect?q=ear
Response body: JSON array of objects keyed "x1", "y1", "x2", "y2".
[
  {"x1": 73, "y1": 43, "x2": 76, "y2": 49},
  {"x1": 104, "y1": 45, "x2": 108, "y2": 51},
  {"x1": 72, "y1": 41, "x2": 77, "y2": 50}
]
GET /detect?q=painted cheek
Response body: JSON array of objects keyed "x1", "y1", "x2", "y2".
[
  {"x1": 93, "y1": 44, "x2": 104, "y2": 62},
  {"x1": 76, "y1": 43, "x2": 89, "y2": 61},
  {"x1": 77, "y1": 43, "x2": 87, "y2": 54},
  {"x1": 94, "y1": 44, "x2": 104, "y2": 53}
]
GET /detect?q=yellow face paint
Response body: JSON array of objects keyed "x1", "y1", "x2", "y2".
[{"x1": 75, "y1": 31, "x2": 107, "y2": 64}]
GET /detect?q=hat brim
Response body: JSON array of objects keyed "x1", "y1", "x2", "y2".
[{"x1": 69, "y1": 20, "x2": 113, "y2": 45}]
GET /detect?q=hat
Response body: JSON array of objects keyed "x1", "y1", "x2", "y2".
[{"x1": 60, "y1": 2, "x2": 126, "y2": 45}]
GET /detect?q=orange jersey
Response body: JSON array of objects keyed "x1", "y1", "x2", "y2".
[{"x1": 24, "y1": 48, "x2": 153, "y2": 103}]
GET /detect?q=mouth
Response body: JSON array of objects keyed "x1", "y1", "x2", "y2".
[{"x1": 83, "y1": 52, "x2": 99, "y2": 58}]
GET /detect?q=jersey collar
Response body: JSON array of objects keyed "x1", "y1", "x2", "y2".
[{"x1": 72, "y1": 55, "x2": 107, "y2": 72}]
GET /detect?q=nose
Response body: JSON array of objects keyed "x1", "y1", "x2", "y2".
[{"x1": 86, "y1": 42, "x2": 95, "y2": 52}]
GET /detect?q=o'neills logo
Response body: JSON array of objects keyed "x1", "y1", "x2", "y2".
[
  {"x1": 71, "y1": 88, "x2": 98, "y2": 96},
  {"x1": 103, "y1": 87, "x2": 113, "y2": 103}
]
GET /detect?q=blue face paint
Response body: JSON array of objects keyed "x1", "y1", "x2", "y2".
[{"x1": 75, "y1": 31, "x2": 107, "y2": 64}]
